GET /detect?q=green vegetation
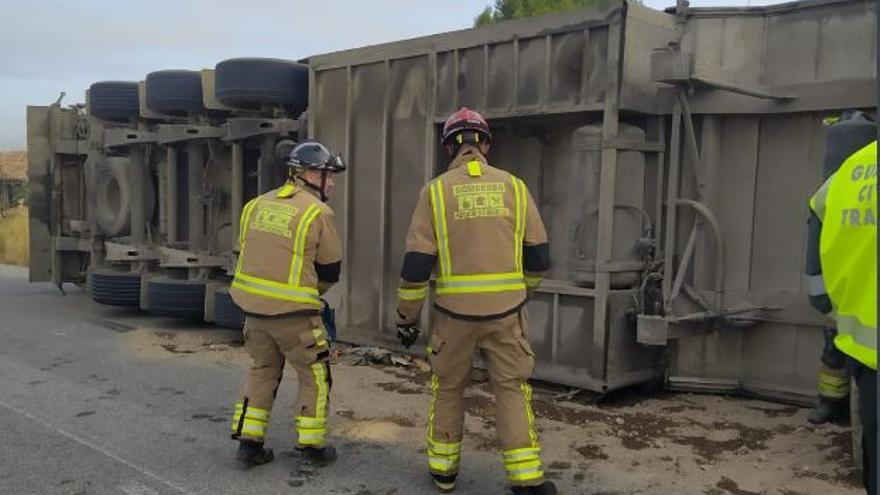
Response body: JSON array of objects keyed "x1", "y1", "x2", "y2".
[
  {"x1": 475, "y1": 0, "x2": 617, "y2": 26},
  {"x1": 0, "y1": 206, "x2": 29, "y2": 266}
]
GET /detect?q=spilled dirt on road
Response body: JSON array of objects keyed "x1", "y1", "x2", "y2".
[{"x1": 117, "y1": 325, "x2": 861, "y2": 495}]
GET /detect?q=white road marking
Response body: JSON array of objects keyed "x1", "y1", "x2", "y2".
[
  {"x1": 120, "y1": 480, "x2": 160, "y2": 495},
  {"x1": 0, "y1": 399, "x2": 196, "y2": 495}
]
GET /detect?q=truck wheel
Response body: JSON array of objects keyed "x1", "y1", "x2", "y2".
[
  {"x1": 89, "y1": 81, "x2": 140, "y2": 122},
  {"x1": 146, "y1": 277, "x2": 206, "y2": 319},
  {"x1": 214, "y1": 58, "x2": 308, "y2": 114},
  {"x1": 145, "y1": 70, "x2": 205, "y2": 116},
  {"x1": 214, "y1": 288, "x2": 245, "y2": 330},
  {"x1": 94, "y1": 157, "x2": 156, "y2": 238},
  {"x1": 89, "y1": 270, "x2": 141, "y2": 307}
]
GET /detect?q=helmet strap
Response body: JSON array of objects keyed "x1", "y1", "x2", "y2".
[
  {"x1": 319, "y1": 170, "x2": 328, "y2": 202},
  {"x1": 298, "y1": 174, "x2": 327, "y2": 202}
]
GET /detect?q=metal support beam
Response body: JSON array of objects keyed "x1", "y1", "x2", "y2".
[
  {"x1": 231, "y1": 142, "x2": 244, "y2": 248},
  {"x1": 129, "y1": 145, "x2": 146, "y2": 245},
  {"x1": 166, "y1": 146, "x2": 178, "y2": 244},
  {"x1": 662, "y1": 98, "x2": 682, "y2": 302},
  {"x1": 187, "y1": 142, "x2": 204, "y2": 251}
]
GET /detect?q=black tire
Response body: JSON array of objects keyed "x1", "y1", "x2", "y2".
[
  {"x1": 89, "y1": 270, "x2": 141, "y2": 307},
  {"x1": 146, "y1": 278, "x2": 206, "y2": 319},
  {"x1": 145, "y1": 70, "x2": 204, "y2": 116},
  {"x1": 89, "y1": 81, "x2": 140, "y2": 122},
  {"x1": 214, "y1": 289, "x2": 245, "y2": 330},
  {"x1": 94, "y1": 157, "x2": 156, "y2": 238},
  {"x1": 215, "y1": 58, "x2": 308, "y2": 114}
]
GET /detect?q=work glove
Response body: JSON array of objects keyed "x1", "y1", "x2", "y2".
[
  {"x1": 396, "y1": 311, "x2": 420, "y2": 349},
  {"x1": 321, "y1": 299, "x2": 337, "y2": 342}
]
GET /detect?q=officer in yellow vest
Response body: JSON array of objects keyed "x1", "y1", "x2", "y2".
[
  {"x1": 229, "y1": 141, "x2": 345, "y2": 467},
  {"x1": 396, "y1": 108, "x2": 555, "y2": 494},
  {"x1": 805, "y1": 111, "x2": 875, "y2": 424},
  {"x1": 809, "y1": 140, "x2": 876, "y2": 494}
]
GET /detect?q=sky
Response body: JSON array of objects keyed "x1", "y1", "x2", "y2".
[{"x1": 0, "y1": 0, "x2": 781, "y2": 150}]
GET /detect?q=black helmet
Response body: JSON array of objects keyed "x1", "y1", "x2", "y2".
[{"x1": 287, "y1": 141, "x2": 346, "y2": 173}]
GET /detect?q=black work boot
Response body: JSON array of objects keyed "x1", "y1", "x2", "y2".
[
  {"x1": 296, "y1": 444, "x2": 338, "y2": 467},
  {"x1": 807, "y1": 399, "x2": 843, "y2": 424},
  {"x1": 510, "y1": 481, "x2": 558, "y2": 495},
  {"x1": 236, "y1": 440, "x2": 274, "y2": 466},
  {"x1": 431, "y1": 473, "x2": 457, "y2": 493}
]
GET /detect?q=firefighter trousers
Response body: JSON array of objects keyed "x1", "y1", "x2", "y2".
[
  {"x1": 426, "y1": 308, "x2": 544, "y2": 487},
  {"x1": 230, "y1": 313, "x2": 332, "y2": 448}
]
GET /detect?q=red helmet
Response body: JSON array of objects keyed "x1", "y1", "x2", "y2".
[{"x1": 442, "y1": 107, "x2": 492, "y2": 145}]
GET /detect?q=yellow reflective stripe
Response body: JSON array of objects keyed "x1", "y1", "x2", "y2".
[
  {"x1": 312, "y1": 362, "x2": 329, "y2": 422},
  {"x1": 435, "y1": 272, "x2": 526, "y2": 294},
  {"x1": 467, "y1": 160, "x2": 482, "y2": 177},
  {"x1": 237, "y1": 199, "x2": 259, "y2": 258},
  {"x1": 233, "y1": 272, "x2": 319, "y2": 294},
  {"x1": 430, "y1": 458, "x2": 459, "y2": 470},
  {"x1": 231, "y1": 277, "x2": 321, "y2": 305},
  {"x1": 435, "y1": 282, "x2": 526, "y2": 295},
  {"x1": 296, "y1": 416, "x2": 327, "y2": 429},
  {"x1": 234, "y1": 403, "x2": 271, "y2": 421},
  {"x1": 312, "y1": 328, "x2": 328, "y2": 348},
  {"x1": 289, "y1": 204, "x2": 321, "y2": 285},
  {"x1": 276, "y1": 182, "x2": 296, "y2": 198},
  {"x1": 398, "y1": 286, "x2": 429, "y2": 301},
  {"x1": 238, "y1": 424, "x2": 267, "y2": 437},
  {"x1": 809, "y1": 177, "x2": 831, "y2": 219},
  {"x1": 835, "y1": 333, "x2": 877, "y2": 370},
  {"x1": 511, "y1": 177, "x2": 526, "y2": 273},
  {"x1": 525, "y1": 275, "x2": 542, "y2": 288},
  {"x1": 430, "y1": 180, "x2": 452, "y2": 277},
  {"x1": 427, "y1": 374, "x2": 440, "y2": 455},
  {"x1": 503, "y1": 447, "x2": 541, "y2": 461},
  {"x1": 506, "y1": 463, "x2": 544, "y2": 481},
  {"x1": 429, "y1": 440, "x2": 462, "y2": 455},
  {"x1": 438, "y1": 272, "x2": 523, "y2": 282},
  {"x1": 521, "y1": 381, "x2": 539, "y2": 447}
]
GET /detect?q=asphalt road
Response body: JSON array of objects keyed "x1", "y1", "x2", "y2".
[
  {"x1": 0, "y1": 265, "x2": 861, "y2": 495},
  {"x1": 0, "y1": 265, "x2": 495, "y2": 495}
]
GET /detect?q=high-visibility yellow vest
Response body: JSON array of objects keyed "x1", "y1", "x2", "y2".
[{"x1": 810, "y1": 141, "x2": 877, "y2": 370}]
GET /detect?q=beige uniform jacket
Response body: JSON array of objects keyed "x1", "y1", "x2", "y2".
[
  {"x1": 397, "y1": 148, "x2": 549, "y2": 323},
  {"x1": 231, "y1": 180, "x2": 342, "y2": 316}
]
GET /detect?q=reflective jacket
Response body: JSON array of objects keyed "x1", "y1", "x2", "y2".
[
  {"x1": 231, "y1": 181, "x2": 342, "y2": 316},
  {"x1": 397, "y1": 148, "x2": 549, "y2": 321},
  {"x1": 810, "y1": 141, "x2": 877, "y2": 370}
]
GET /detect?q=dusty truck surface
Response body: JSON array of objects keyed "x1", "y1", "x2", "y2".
[{"x1": 13, "y1": 0, "x2": 876, "y2": 493}]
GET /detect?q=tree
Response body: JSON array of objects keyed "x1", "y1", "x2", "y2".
[{"x1": 475, "y1": 0, "x2": 616, "y2": 27}]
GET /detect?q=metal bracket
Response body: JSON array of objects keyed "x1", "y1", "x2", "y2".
[
  {"x1": 651, "y1": 49, "x2": 796, "y2": 100},
  {"x1": 158, "y1": 247, "x2": 225, "y2": 268},
  {"x1": 103, "y1": 129, "x2": 158, "y2": 149},
  {"x1": 157, "y1": 124, "x2": 225, "y2": 144},
  {"x1": 104, "y1": 241, "x2": 159, "y2": 261},
  {"x1": 224, "y1": 118, "x2": 301, "y2": 141}
]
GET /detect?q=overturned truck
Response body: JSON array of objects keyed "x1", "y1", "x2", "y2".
[{"x1": 27, "y1": 0, "x2": 876, "y2": 405}]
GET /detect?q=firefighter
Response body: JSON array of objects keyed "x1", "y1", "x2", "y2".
[
  {"x1": 228, "y1": 141, "x2": 345, "y2": 467},
  {"x1": 395, "y1": 107, "x2": 555, "y2": 494},
  {"x1": 809, "y1": 139, "x2": 876, "y2": 494}
]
